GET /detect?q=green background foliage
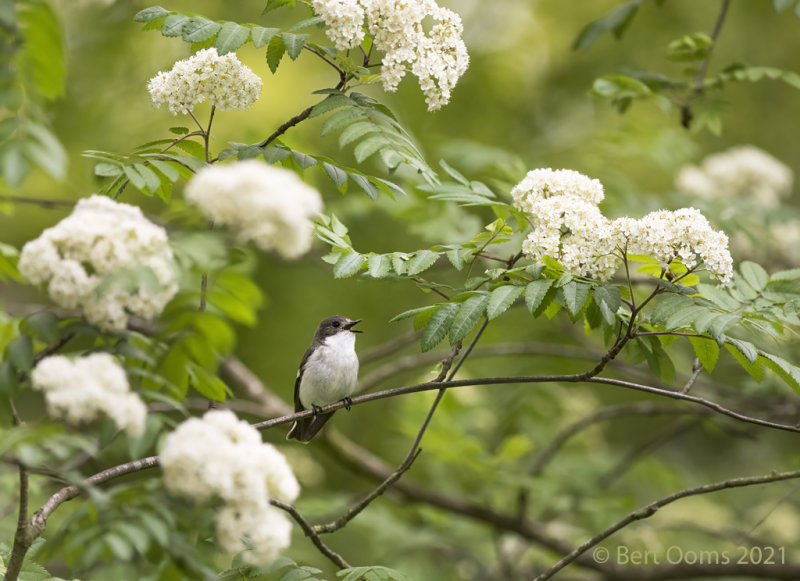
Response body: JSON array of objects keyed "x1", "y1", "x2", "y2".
[{"x1": 2, "y1": 1, "x2": 800, "y2": 580}]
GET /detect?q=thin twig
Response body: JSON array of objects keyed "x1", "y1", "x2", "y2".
[
  {"x1": 532, "y1": 467, "x2": 800, "y2": 581},
  {"x1": 680, "y1": 0, "x2": 732, "y2": 128},
  {"x1": 681, "y1": 358, "x2": 703, "y2": 394},
  {"x1": 270, "y1": 499, "x2": 351, "y2": 569},
  {"x1": 0, "y1": 195, "x2": 74, "y2": 209}
]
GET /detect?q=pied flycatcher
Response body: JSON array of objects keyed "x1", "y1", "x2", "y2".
[{"x1": 287, "y1": 315, "x2": 362, "y2": 442}]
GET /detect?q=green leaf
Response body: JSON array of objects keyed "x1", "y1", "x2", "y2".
[
  {"x1": 689, "y1": 336, "x2": 719, "y2": 373},
  {"x1": 282, "y1": 33, "x2": 308, "y2": 60},
  {"x1": 406, "y1": 250, "x2": 439, "y2": 276},
  {"x1": 740, "y1": 261, "x2": 769, "y2": 292},
  {"x1": 338, "y1": 566, "x2": 409, "y2": 581},
  {"x1": 309, "y1": 94, "x2": 355, "y2": 118},
  {"x1": 759, "y1": 352, "x2": 800, "y2": 394},
  {"x1": 161, "y1": 13, "x2": 189, "y2": 37},
  {"x1": 181, "y1": 16, "x2": 221, "y2": 43},
  {"x1": 264, "y1": 0, "x2": 296, "y2": 13},
  {"x1": 25, "y1": 122, "x2": 67, "y2": 179},
  {"x1": 390, "y1": 305, "x2": 437, "y2": 323},
  {"x1": 350, "y1": 174, "x2": 379, "y2": 200},
  {"x1": 321, "y1": 162, "x2": 348, "y2": 188},
  {"x1": 23, "y1": 311, "x2": 60, "y2": 343},
  {"x1": 322, "y1": 107, "x2": 367, "y2": 136},
  {"x1": 367, "y1": 253, "x2": 392, "y2": 278},
  {"x1": 449, "y1": 294, "x2": 488, "y2": 344},
  {"x1": 134, "y1": 6, "x2": 169, "y2": 22},
  {"x1": 353, "y1": 135, "x2": 390, "y2": 163},
  {"x1": 94, "y1": 162, "x2": 122, "y2": 177},
  {"x1": 725, "y1": 342, "x2": 763, "y2": 382},
  {"x1": 446, "y1": 248, "x2": 464, "y2": 271},
  {"x1": 525, "y1": 279, "x2": 554, "y2": 315},
  {"x1": 251, "y1": 26, "x2": 280, "y2": 48},
  {"x1": 7, "y1": 334, "x2": 34, "y2": 373},
  {"x1": 421, "y1": 303, "x2": 458, "y2": 352},
  {"x1": 560, "y1": 281, "x2": 589, "y2": 317},
  {"x1": 593, "y1": 285, "x2": 622, "y2": 325},
  {"x1": 133, "y1": 163, "x2": 162, "y2": 193},
  {"x1": 18, "y1": 2, "x2": 66, "y2": 100},
  {"x1": 148, "y1": 159, "x2": 181, "y2": 182},
  {"x1": 339, "y1": 121, "x2": 381, "y2": 148},
  {"x1": 333, "y1": 253, "x2": 365, "y2": 278},
  {"x1": 486, "y1": 286, "x2": 523, "y2": 320},
  {"x1": 215, "y1": 21, "x2": 250, "y2": 54},
  {"x1": 0, "y1": 361, "x2": 19, "y2": 396},
  {"x1": 573, "y1": 0, "x2": 644, "y2": 50},
  {"x1": 267, "y1": 36, "x2": 286, "y2": 73}
]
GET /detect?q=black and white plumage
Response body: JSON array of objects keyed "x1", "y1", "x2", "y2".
[{"x1": 286, "y1": 315, "x2": 362, "y2": 442}]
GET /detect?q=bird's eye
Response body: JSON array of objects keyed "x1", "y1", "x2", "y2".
[{"x1": 331, "y1": 321, "x2": 341, "y2": 328}]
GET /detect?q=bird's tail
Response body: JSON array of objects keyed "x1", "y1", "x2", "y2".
[{"x1": 286, "y1": 412, "x2": 334, "y2": 442}]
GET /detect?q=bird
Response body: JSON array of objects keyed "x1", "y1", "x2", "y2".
[{"x1": 287, "y1": 315, "x2": 362, "y2": 442}]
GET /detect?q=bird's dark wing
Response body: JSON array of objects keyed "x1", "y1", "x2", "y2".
[{"x1": 293, "y1": 345, "x2": 315, "y2": 412}]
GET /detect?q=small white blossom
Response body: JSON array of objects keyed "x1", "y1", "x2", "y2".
[
  {"x1": 512, "y1": 169, "x2": 733, "y2": 284},
  {"x1": 311, "y1": 0, "x2": 366, "y2": 50},
  {"x1": 184, "y1": 160, "x2": 323, "y2": 259},
  {"x1": 676, "y1": 145, "x2": 793, "y2": 207},
  {"x1": 216, "y1": 505, "x2": 293, "y2": 565},
  {"x1": 314, "y1": 0, "x2": 469, "y2": 110},
  {"x1": 31, "y1": 354, "x2": 146, "y2": 436},
  {"x1": 18, "y1": 195, "x2": 178, "y2": 332},
  {"x1": 147, "y1": 48, "x2": 262, "y2": 115},
  {"x1": 623, "y1": 208, "x2": 733, "y2": 284},
  {"x1": 161, "y1": 410, "x2": 300, "y2": 565}
]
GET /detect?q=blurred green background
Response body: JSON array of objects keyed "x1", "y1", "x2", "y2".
[{"x1": 3, "y1": 1, "x2": 800, "y2": 579}]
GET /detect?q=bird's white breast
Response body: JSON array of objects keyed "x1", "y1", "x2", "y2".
[{"x1": 299, "y1": 332, "x2": 359, "y2": 408}]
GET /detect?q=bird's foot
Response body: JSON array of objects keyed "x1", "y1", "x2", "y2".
[
  {"x1": 342, "y1": 396, "x2": 353, "y2": 411},
  {"x1": 311, "y1": 404, "x2": 323, "y2": 417}
]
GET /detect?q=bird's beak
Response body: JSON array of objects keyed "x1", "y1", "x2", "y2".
[{"x1": 345, "y1": 319, "x2": 363, "y2": 333}]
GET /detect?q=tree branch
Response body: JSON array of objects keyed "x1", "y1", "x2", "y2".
[
  {"x1": 270, "y1": 499, "x2": 351, "y2": 569},
  {"x1": 533, "y1": 467, "x2": 800, "y2": 581}
]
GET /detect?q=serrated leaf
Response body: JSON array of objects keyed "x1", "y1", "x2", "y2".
[
  {"x1": 449, "y1": 294, "x2": 488, "y2": 344},
  {"x1": 282, "y1": 33, "x2": 308, "y2": 60},
  {"x1": 421, "y1": 303, "x2": 458, "y2": 352},
  {"x1": 322, "y1": 107, "x2": 367, "y2": 136},
  {"x1": 573, "y1": 0, "x2": 643, "y2": 50},
  {"x1": 148, "y1": 159, "x2": 181, "y2": 182},
  {"x1": 740, "y1": 261, "x2": 769, "y2": 291},
  {"x1": 351, "y1": 174, "x2": 379, "y2": 200},
  {"x1": 406, "y1": 250, "x2": 439, "y2": 276},
  {"x1": 759, "y1": 352, "x2": 800, "y2": 394},
  {"x1": 353, "y1": 135, "x2": 390, "y2": 163},
  {"x1": 339, "y1": 121, "x2": 381, "y2": 148},
  {"x1": 134, "y1": 6, "x2": 169, "y2": 22},
  {"x1": 215, "y1": 21, "x2": 249, "y2": 54},
  {"x1": 267, "y1": 36, "x2": 285, "y2": 73},
  {"x1": 181, "y1": 16, "x2": 220, "y2": 42},
  {"x1": 367, "y1": 253, "x2": 392, "y2": 278},
  {"x1": 333, "y1": 253, "x2": 365, "y2": 278},
  {"x1": 439, "y1": 159, "x2": 469, "y2": 185},
  {"x1": 525, "y1": 279, "x2": 554, "y2": 314},
  {"x1": 251, "y1": 26, "x2": 279, "y2": 48},
  {"x1": 593, "y1": 285, "x2": 622, "y2": 325},
  {"x1": 725, "y1": 342, "x2": 763, "y2": 382},
  {"x1": 390, "y1": 305, "x2": 435, "y2": 323},
  {"x1": 134, "y1": 163, "x2": 162, "y2": 193},
  {"x1": 310, "y1": 94, "x2": 354, "y2": 118},
  {"x1": 560, "y1": 281, "x2": 589, "y2": 317},
  {"x1": 484, "y1": 286, "x2": 523, "y2": 321},
  {"x1": 321, "y1": 161, "x2": 348, "y2": 187},
  {"x1": 94, "y1": 162, "x2": 122, "y2": 177},
  {"x1": 446, "y1": 248, "x2": 464, "y2": 271},
  {"x1": 689, "y1": 336, "x2": 719, "y2": 373},
  {"x1": 161, "y1": 13, "x2": 189, "y2": 37}
]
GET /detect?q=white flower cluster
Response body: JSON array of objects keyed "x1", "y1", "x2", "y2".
[
  {"x1": 184, "y1": 160, "x2": 323, "y2": 259},
  {"x1": 312, "y1": 0, "x2": 469, "y2": 110},
  {"x1": 160, "y1": 410, "x2": 299, "y2": 565},
  {"x1": 147, "y1": 48, "x2": 262, "y2": 115},
  {"x1": 18, "y1": 196, "x2": 178, "y2": 332},
  {"x1": 31, "y1": 353, "x2": 146, "y2": 436},
  {"x1": 512, "y1": 169, "x2": 733, "y2": 284},
  {"x1": 676, "y1": 145, "x2": 793, "y2": 208}
]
